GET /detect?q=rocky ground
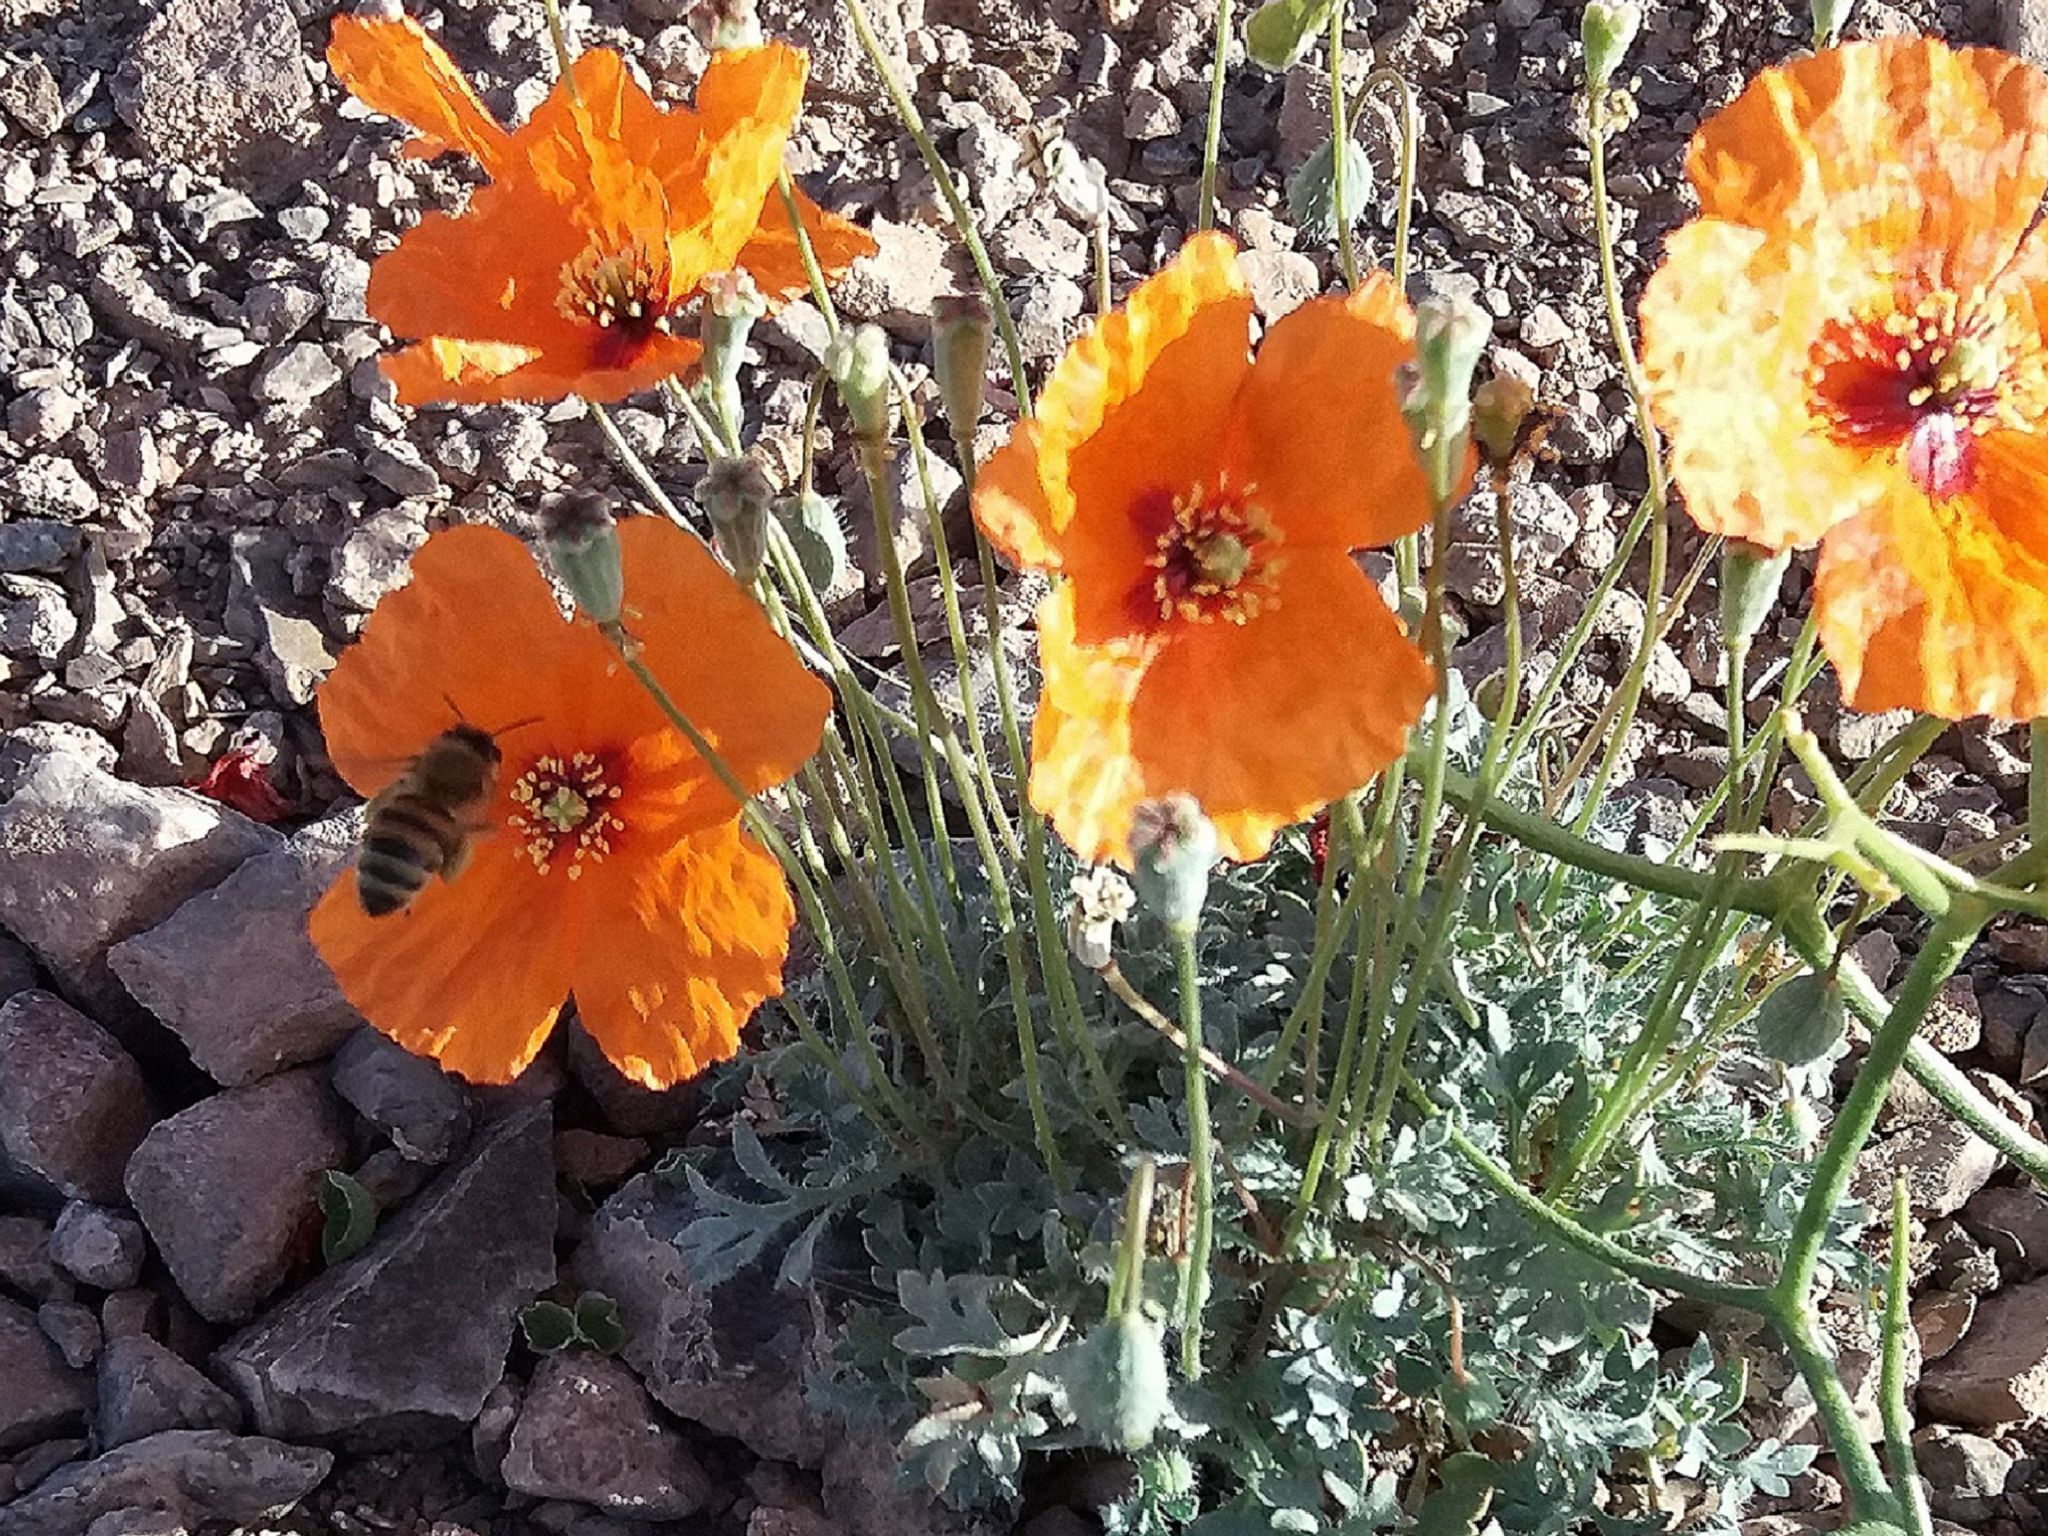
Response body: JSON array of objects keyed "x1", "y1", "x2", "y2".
[{"x1": 8, "y1": 0, "x2": 2048, "y2": 1532}]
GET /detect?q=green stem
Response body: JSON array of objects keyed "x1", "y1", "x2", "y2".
[
  {"x1": 1327, "y1": 5, "x2": 1358, "y2": 288},
  {"x1": 1108, "y1": 1157, "x2": 1157, "y2": 1318},
  {"x1": 1771, "y1": 1301, "x2": 1904, "y2": 1522},
  {"x1": 1196, "y1": 0, "x2": 1234, "y2": 231},
  {"x1": 1347, "y1": 69, "x2": 1419, "y2": 288},
  {"x1": 1175, "y1": 924, "x2": 1215, "y2": 1378},
  {"x1": 1883, "y1": 1173, "x2": 1933, "y2": 1536},
  {"x1": 777, "y1": 170, "x2": 841, "y2": 337}
]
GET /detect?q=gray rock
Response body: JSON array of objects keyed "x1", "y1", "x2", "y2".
[
  {"x1": 38, "y1": 1300, "x2": 101, "y2": 1369},
  {"x1": 47, "y1": 1204, "x2": 145, "y2": 1292},
  {"x1": 96, "y1": 428, "x2": 159, "y2": 500},
  {"x1": 330, "y1": 1028, "x2": 473, "y2": 1165},
  {"x1": 325, "y1": 507, "x2": 428, "y2": 613},
  {"x1": 823, "y1": 1430, "x2": 996, "y2": 1536},
  {"x1": 241, "y1": 283, "x2": 321, "y2": 345},
  {"x1": 1237, "y1": 249, "x2": 1320, "y2": 321},
  {"x1": 0, "y1": 930, "x2": 38, "y2": 999},
  {"x1": 215, "y1": 1103, "x2": 555, "y2": 1446},
  {"x1": 0, "y1": 1216, "x2": 62, "y2": 1301},
  {"x1": 1963, "y1": 1184, "x2": 2048, "y2": 1280},
  {"x1": 0, "y1": 58, "x2": 63, "y2": 138},
  {"x1": 0, "y1": 459, "x2": 98, "y2": 523},
  {"x1": 0, "y1": 576, "x2": 78, "y2": 660},
  {"x1": 0, "y1": 1296, "x2": 90, "y2": 1454},
  {"x1": 1854, "y1": 1119, "x2": 2002, "y2": 1219},
  {"x1": 124, "y1": 1069, "x2": 350, "y2": 1325},
  {"x1": 1921, "y1": 1275, "x2": 2048, "y2": 1427},
  {"x1": 111, "y1": 0, "x2": 313, "y2": 166},
  {"x1": 95, "y1": 1336, "x2": 243, "y2": 1449},
  {"x1": 107, "y1": 821, "x2": 362, "y2": 1088},
  {"x1": 502, "y1": 1354, "x2": 713, "y2": 1518},
  {"x1": 226, "y1": 531, "x2": 334, "y2": 707},
  {"x1": 250, "y1": 343, "x2": 342, "y2": 406},
  {"x1": 2005, "y1": 0, "x2": 2048, "y2": 70},
  {"x1": 0, "y1": 743, "x2": 279, "y2": 1007},
  {"x1": 564, "y1": 1022, "x2": 699, "y2": 1138},
  {"x1": 7, "y1": 389, "x2": 80, "y2": 448},
  {"x1": 1914, "y1": 1424, "x2": 2013, "y2": 1524},
  {"x1": 0, "y1": 993, "x2": 153, "y2": 1204},
  {"x1": 362, "y1": 444, "x2": 440, "y2": 498},
  {"x1": 0, "y1": 1430, "x2": 331, "y2": 1536},
  {"x1": 570, "y1": 1169, "x2": 828, "y2": 1466}
]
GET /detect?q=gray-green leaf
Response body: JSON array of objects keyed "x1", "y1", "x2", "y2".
[
  {"x1": 1286, "y1": 137, "x2": 1374, "y2": 244},
  {"x1": 318, "y1": 1169, "x2": 376, "y2": 1265},
  {"x1": 1755, "y1": 972, "x2": 1848, "y2": 1067}
]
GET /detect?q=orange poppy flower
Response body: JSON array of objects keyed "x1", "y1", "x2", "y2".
[
  {"x1": 326, "y1": 11, "x2": 875, "y2": 406},
  {"x1": 974, "y1": 232, "x2": 1442, "y2": 866},
  {"x1": 1640, "y1": 37, "x2": 2048, "y2": 719},
  {"x1": 308, "y1": 520, "x2": 830, "y2": 1089}
]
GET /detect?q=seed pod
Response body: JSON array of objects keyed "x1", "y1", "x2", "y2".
[
  {"x1": 543, "y1": 488, "x2": 625, "y2": 625},
  {"x1": 700, "y1": 458, "x2": 774, "y2": 584},
  {"x1": 1285, "y1": 135, "x2": 1373, "y2": 244},
  {"x1": 1755, "y1": 972, "x2": 1848, "y2": 1067},
  {"x1": 931, "y1": 294, "x2": 992, "y2": 452},
  {"x1": 688, "y1": 0, "x2": 763, "y2": 49},
  {"x1": 827, "y1": 324, "x2": 893, "y2": 444},
  {"x1": 700, "y1": 270, "x2": 766, "y2": 433},
  {"x1": 1128, "y1": 794, "x2": 1216, "y2": 933},
  {"x1": 1063, "y1": 1313, "x2": 1172, "y2": 1451}
]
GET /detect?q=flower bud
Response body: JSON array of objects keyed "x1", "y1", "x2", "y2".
[
  {"x1": 688, "y1": 0, "x2": 763, "y2": 49},
  {"x1": 1064, "y1": 1313, "x2": 1172, "y2": 1451},
  {"x1": 700, "y1": 269, "x2": 766, "y2": 433},
  {"x1": 773, "y1": 491, "x2": 850, "y2": 595},
  {"x1": 1811, "y1": 0, "x2": 1855, "y2": 47},
  {"x1": 1284, "y1": 135, "x2": 1373, "y2": 245},
  {"x1": 1719, "y1": 540, "x2": 1792, "y2": 656},
  {"x1": 931, "y1": 294, "x2": 992, "y2": 452},
  {"x1": 1400, "y1": 293, "x2": 1488, "y2": 501},
  {"x1": 354, "y1": 0, "x2": 404, "y2": 17},
  {"x1": 1582, "y1": 1, "x2": 1641, "y2": 93},
  {"x1": 1127, "y1": 793, "x2": 1216, "y2": 933},
  {"x1": 699, "y1": 457, "x2": 773, "y2": 584},
  {"x1": 1471, "y1": 368, "x2": 1538, "y2": 479},
  {"x1": 543, "y1": 489, "x2": 625, "y2": 626},
  {"x1": 827, "y1": 324, "x2": 893, "y2": 444},
  {"x1": 1064, "y1": 866, "x2": 1136, "y2": 971}
]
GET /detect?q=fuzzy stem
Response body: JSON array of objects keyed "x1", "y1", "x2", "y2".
[
  {"x1": 777, "y1": 171, "x2": 841, "y2": 337},
  {"x1": 1770, "y1": 1301, "x2": 1904, "y2": 1522},
  {"x1": 1196, "y1": 0, "x2": 1233, "y2": 231},
  {"x1": 1327, "y1": 5, "x2": 1358, "y2": 288},
  {"x1": 1883, "y1": 1172, "x2": 1934, "y2": 1536},
  {"x1": 1175, "y1": 923, "x2": 1216, "y2": 1378},
  {"x1": 1103, "y1": 961, "x2": 1316, "y2": 1129}
]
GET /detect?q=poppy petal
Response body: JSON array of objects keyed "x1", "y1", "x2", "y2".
[
  {"x1": 1689, "y1": 38, "x2": 2048, "y2": 291},
  {"x1": 366, "y1": 193, "x2": 590, "y2": 357},
  {"x1": 328, "y1": 13, "x2": 510, "y2": 175},
  {"x1": 975, "y1": 420, "x2": 1064, "y2": 571},
  {"x1": 733, "y1": 183, "x2": 878, "y2": 302},
  {"x1": 1223, "y1": 273, "x2": 1445, "y2": 550},
  {"x1": 1641, "y1": 217, "x2": 1897, "y2": 550},
  {"x1": 571, "y1": 818, "x2": 793, "y2": 1089},
  {"x1": 1816, "y1": 435, "x2": 2048, "y2": 718},
  {"x1": 309, "y1": 844, "x2": 574, "y2": 1085},
  {"x1": 384, "y1": 332, "x2": 704, "y2": 407},
  {"x1": 661, "y1": 43, "x2": 811, "y2": 285},
  {"x1": 1128, "y1": 552, "x2": 1431, "y2": 863},
  {"x1": 1027, "y1": 584, "x2": 1153, "y2": 866}
]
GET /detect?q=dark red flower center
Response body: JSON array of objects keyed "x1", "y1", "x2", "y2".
[
  {"x1": 1804, "y1": 288, "x2": 2013, "y2": 500},
  {"x1": 507, "y1": 749, "x2": 628, "y2": 879},
  {"x1": 1133, "y1": 476, "x2": 1283, "y2": 627},
  {"x1": 558, "y1": 236, "x2": 680, "y2": 372}
]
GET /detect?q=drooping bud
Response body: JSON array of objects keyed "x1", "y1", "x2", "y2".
[
  {"x1": 687, "y1": 0, "x2": 763, "y2": 49},
  {"x1": 542, "y1": 488, "x2": 625, "y2": 626},
  {"x1": 700, "y1": 269, "x2": 766, "y2": 435},
  {"x1": 1063, "y1": 1156, "x2": 1170, "y2": 1450},
  {"x1": 1581, "y1": 1, "x2": 1641, "y2": 94},
  {"x1": 699, "y1": 457, "x2": 774, "y2": 583},
  {"x1": 1399, "y1": 293, "x2": 1489, "y2": 503},
  {"x1": 1043, "y1": 140, "x2": 1112, "y2": 227},
  {"x1": 826, "y1": 324, "x2": 893, "y2": 444},
  {"x1": 931, "y1": 294, "x2": 992, "y2": 453},
  {"x1": 1719, "y1": 540, "x2": 1792, "y2": 656},
  {"x1": 1471, "y1": 368, "x2": 1539, "y2": 481},
  {"x1": 1811, "y1": 0, "x2": 1855, "y2": 48},
  {"x1": 1064, "y1": 866, "x2": 1136, "y2": 972},
  {"x1": 773, "y1": 491, "x2": 850, "y2": 595},
  {"x1": 1127, "y1": 793, "x2": 1216, "y2": 933}
]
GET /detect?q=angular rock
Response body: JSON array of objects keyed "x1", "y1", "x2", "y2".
[
  {"x1": 1963, "y1": 1184, "x2": 2048, "y2": 1279},
  {"x1": 0, "y1": 931, "x2": 37, "y2": 999},
  {"x1": 0, "y1": 522, "x2": 82, "y2": 576},
  {"x1": 502, "y1": 1354, "x2": 713, "y2": 1518},
  {"x1": 107, "y1": 820, "x2": 362, "y2": 1087},
  {"x1": 0, "y1": 743, "x2": 279, "y2": 1008},
  {"x1": 39, "y1": 1301, "x2": 101, "y2": 1369},
  {"x1": 329, "y1": 1028, "x2": 473, "y2": 1165},
  {"x1": 0, "y1": 1217, "x2": 62, "y2": 1301},
  {"x1": 0, "y1": 1296, "x2": 90, "y2": 1454},
  {"x1": 0, "y1": 1431, "x2": 331, "y2": 1536},
  {"x1": 1914, "y1": 1424, "x2": 2013, "y2": 1524},
  {"x1": 48, "y1": 1204, "x2": 146, "y2": 1292},
  {"x1": 0, "y1": 576, "x2": 78, "y2": 660},
  {"x1": 124, "y1": 1069, "x2": 349, "y2": 1324},
  {"x1": 823, "y1": 1431, "x2": 995, "y2": 1536},
  {"x1": 215, "y1": 1103, "x2": 555, "y2": 1446},
  {"x1": 96, "y1": 1336, "x2": 243, "y2": 1449},
  {"x1": 1921, "y1": 1276, "x2": 2048, "y2": 1427},
  {"x1": 570, "y1": 1170, "x2": 829, "y2": 1465},
  {"x1": 249, "y1": 343, "x2": 341, "y2": 407},
  {"x1": 1853, "y1": 1118, "x2": 2001, "y2": 1219},
  {"x1": 0, "y1": 993, "x2": 153, "y2": 1203},
  {"x1": 111, "y1": 0, "x2": 313, "y2": 167}
]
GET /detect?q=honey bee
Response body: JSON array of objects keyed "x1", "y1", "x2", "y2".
[{"x1": 355, "y1": 725, "x2": 504, "y2": 917}]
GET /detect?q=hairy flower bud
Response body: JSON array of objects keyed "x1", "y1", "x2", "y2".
[
  {"x1": 1471, "y1": 369, "x2": 1539, "y2": 478},
  {"x1": 1400, "y1": 293, "x2": 1488, "y2": 502},
  {"x1": 354, "y1": 0, "x2": 404, "y2": 17},
  {"x1": 773, "y1": 491, "x2": 850, "y2": 595},
  {"x1": 1064, "y1": 866, "x2": 1136, "y2": 971},
  {"x1": 1810, "y1": 0, "x2": 1855, "y2": 47},
  {"x1": 1128, "y1": 794, "x2": 1216, "y2": 933},
  {"x1": 688, "y1": 0, "x2": 763, "y2": 49},
  {"x1": 1285, "y1": 135, "x2": 1374, "y2": 245},
  {"x1": 827, "y1": 324, "x2": 893, "y2": 444},
  {"x1": 1582, "y1": 1, "x2": 1641, "y2": 93},
  {"x1": 931, "y1": 294, "x2": 992, "y2": 453},
  {"x1": 543, "y1": 489, "x2": 624, "y2": 625},
  {"x1": 700, "y1": 269, "x2": 766, "y2": 433},
  {"x1": 1719, "y1": 540, "x2": 1792, "y2": 656},
  {"x1": 700, "y1": 457, "x2": 774, "y2": 584}
]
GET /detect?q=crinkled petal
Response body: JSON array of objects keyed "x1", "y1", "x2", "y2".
[
  {"x1": 571, "y1": 818, "x2": 792, "y2": 1089},
  {"x1": 327, "y1": 13, "x2": 510, "y2": 175},
  {"x1": 1129, "y1": 552, "x2": 1431, "y2": 862},
  {"x1": 1223, "y1": 272, "x2": 1445, "y2": 550},
  {"x1": 974, "y1": 420, "x2": 1063, "y2": 571},
  {"x1": 1641, "y1": 218, "x2": 1898, "y2": 549},
  {"x1": 665, "y1": 43, "x2": 810, "y2": 286},
  {"x1": 383, "y1": 332, "x2": 702, "y2": 406},
  {"x1": 1689, "y1": 38, "x2": 2048, "y2": 292},
  {"x1": 1816, "y1": 433, "x2": 2048, "y2": 719},
  {"x1": 366, "y1": 191, "x2": 590, "y2": 357},
  {"x1": 732, "y1": 182, "x2": 876, "y2": 303},
  {"x1": 309, "y1": 844, "x2": 574, "y2": 1085},
  {"x1": 1027, "y1": 584, "x2": 1153, "y2": 866}
]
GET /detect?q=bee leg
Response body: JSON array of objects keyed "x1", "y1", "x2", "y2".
[{"x1": 441, "y1": 842, "x2": 474, "y2": 882}]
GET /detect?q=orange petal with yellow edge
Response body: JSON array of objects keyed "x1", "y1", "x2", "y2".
[
  {"x1": 974, "y1": 420, "x2": 1064, "y2": 572},
  {"x1": 1222, "y1": 272, "x2": 1445, "y2": 551},
  {"x1": 570, "y1": 817, "x2": 793, "y2": 1089},
  {"x1": 1687, "y1": 38, "x2": 2048, "y2": 292},
  {"x1": 1027, "y1": 584, "x2": 1153, "y2": 866},
  {"x1": 309, "y1": 843, "x2": 575, "y2": 1085},
  {"x1": 327, "y1": 13, "x2": 510, "y2": 176},
  {"x1": 1815, "y1": 434, "x2": 2048, "y2": 720}
]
